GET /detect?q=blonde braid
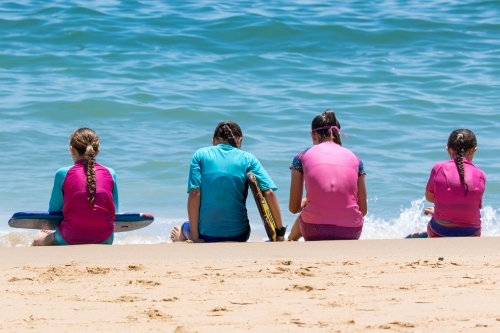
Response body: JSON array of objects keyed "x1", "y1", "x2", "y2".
[
  {"x1": 84, "y1": 144, "x2": 97, "y2": 207},
  {"x1": 69, "y1": 128, "x2": 100, "y2": 207}
]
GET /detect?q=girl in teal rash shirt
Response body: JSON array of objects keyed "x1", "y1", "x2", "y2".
[{"x1": 170, "y1": 121, "x2": 286, "y2": 243}]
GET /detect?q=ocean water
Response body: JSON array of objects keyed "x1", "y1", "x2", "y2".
[{"x1": 1, "y1": 1, "x2": 499, "y2": 246}]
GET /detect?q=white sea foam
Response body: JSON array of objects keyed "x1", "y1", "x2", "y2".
[
  {"x1": 362, "y1": 197, "x2": 500, "y2": 239},
  {"x1": 0, "y1": 230, "x2": 35, "y2": 247},
  {"x1": 362, "y1": 197, "x2": 430, "y2": 239}
]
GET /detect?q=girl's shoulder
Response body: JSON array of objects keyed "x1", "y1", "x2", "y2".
[
  {"x1": 98, "y1": 163, "x2": 117, "y2": 176},
  {"x1": 290, "y1": 148, "x2": 312, "y2": 173},
  {"x1": 467, "y1": 161, "x2": 486, "y2": 180},
  {"x1": 431, "y1": 160, "x2": 450, "y2": 170},
  {"x1": 292, "y1": 147, "x2": 312, "y2": 163},
  {"x1": 238, "y1": 149, "x2": 261, "y2": 165},
  {"x1": 295, "y1": 147, "x2": 312, "y2": 158},
  {"x1": 56, "y1": 165, "x2": 73, "y2": 173},
  {"x1": 191, "y1": 146, "x2": 216, "y2": 159},
  {"x1": 54, "y1": 165, "x2": 73, "y2": 177},
  {"x1": 193, "y1": 145, "x2": 212, "y2": 153}
]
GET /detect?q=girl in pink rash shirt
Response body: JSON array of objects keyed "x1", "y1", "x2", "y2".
[
  {"x1": 33, "y1": 128, "x2": 119, "y2": 246},
  {"x1": 407, "y1": 129, "x2": 485, "y2": 238},
  {"x1": 287, "y1": 110, "x2": 368, "y2": 241}
]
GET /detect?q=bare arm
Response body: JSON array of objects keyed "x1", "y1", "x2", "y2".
[
  {"x1": 424, "y1": 190, "x2": 435, "y2": 216},
  {"x1": 425, "y1": 190, "x2": 435, "y2": 203},
  {"x1": 187, "y1": 189, "x2": 201, "y2": 241},
  {"x1": 357, "y1": 175, "x2": 368, "y2": 216},
  {"x1": 289, "y1": 170, "x2": 304, "y2": 213}
]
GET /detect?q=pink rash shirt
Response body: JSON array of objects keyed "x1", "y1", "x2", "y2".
[
  {"x1": 291, "y1": 142, "x2": 365, "y2": 228},
  {"x1": 426, "y1": 158, "x2": 486, "y2": 228},
  {"x1": 49, "y1": 160, "x2": 118, "y2": 245}
]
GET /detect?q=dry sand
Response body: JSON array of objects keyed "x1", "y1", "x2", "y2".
[{"x1": 1, "y1": 238, "x2": 500, "y2": 332}]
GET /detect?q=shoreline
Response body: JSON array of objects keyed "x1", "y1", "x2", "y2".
[
  {"x1": 1, "y1": 237, "x2": 499, "y2": 265},
  {"x1": 1, "y1": 238, "x2": 499, "y2": 332}
]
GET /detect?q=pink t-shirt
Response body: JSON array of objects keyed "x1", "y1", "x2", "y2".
[
  {"x1": 290, "y1": 142, "x2": 365, "y2": 227},
  {"x1": 426, "y1": 158, "x2": 486, "y2": 228},
  {"x1": 50, "y1": 161, "x2": 117, "y2": 245}
]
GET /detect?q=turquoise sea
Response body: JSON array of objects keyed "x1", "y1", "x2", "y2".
[{"x1": 1, "y1": 1, "x2": 499, "y2": 246}]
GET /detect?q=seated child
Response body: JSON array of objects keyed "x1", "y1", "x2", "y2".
[
  {"x1": 407, "y1": 129, "x2": 485, "y2": 238},
  {"x1": 33, "y1": 128, "x2": 119, "y2": 246},
  {"x1": 287, "y1": 109, "x2": 367, "y2": 241},
  {"x1": 171, "y1": 121, "x2": 286, "y2": 243}
]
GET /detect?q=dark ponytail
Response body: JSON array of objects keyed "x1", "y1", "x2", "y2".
[
  {"x1": 447, "y1": 129, "x2": 477, "y2": 196},
  {"x1": 213, "y1": 121, "x2": 243, "y2": 148},
  {"x1": 311, "y1": 109, "x2": 342, "y2": 145}
]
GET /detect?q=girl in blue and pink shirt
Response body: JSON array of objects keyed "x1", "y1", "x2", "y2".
[
  {"x1": 33, "y1": 128, "x2": 119, "y2": 246},
  {"x1": 287, "y1": 110, "x2": 368, "y2": 241},
  {"x1": 408, "y1": 129, "x2": 486, "y2": 238}
]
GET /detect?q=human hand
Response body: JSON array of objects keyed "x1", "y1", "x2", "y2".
[
  {"x1": 424, "y1": 207, "x2": 434, "y2": 216},
  {"x1": 185, "y1": 238, "x2": 205, "y2": 243},
  {"x1": 301, "y1": 197, "x2": 308, "y2": 209}
]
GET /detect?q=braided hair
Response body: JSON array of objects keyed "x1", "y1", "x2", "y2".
[
  {"x1": 213, "y1": 121, "x2": 243, "y2": 148},
  {"x1": 311, "y1": 109, "x2": 342, "y2": 145},
  {"x1": 69, "y1": 128, "x2": 100, "y2": 207},
  {"x1": 447, "y1": 129, "x2": 477, "y2": 196}
]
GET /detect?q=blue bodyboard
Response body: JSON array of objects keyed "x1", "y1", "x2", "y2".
[{"x1": 8, "y1": 211, "x2": 154, "y2": 232}]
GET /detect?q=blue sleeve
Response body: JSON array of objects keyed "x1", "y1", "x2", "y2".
[
  {"x1": 48, "y1": 167, "x2": 70, "y2": 212},
  {"x1": 358, "y1": 157, "x2": 366, "y2": 177},
  {"x1": 106, "y1": 167, "x2": 119, "y2": 212},
  {"x1": 247, "y1": 153, "x2": 277, "y2": 192},
  {"x1": 187, "y1": 150, "x2": 202, "y2": 192},
  {"x1": 289, "y1": 148, "x2": 309, "y2": 174}
]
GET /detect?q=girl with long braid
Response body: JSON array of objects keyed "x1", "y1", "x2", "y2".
[
  {"x1": 33, "y1": 128, "x2": 119, "y2": 246},
  {"x1": 407, "y1": 129, "x2": 486, "y2": 238},
  {"x1": 288, "y1": 109, "x2": 367, "y2": 241},
  {"x1": 171, "y1": 121, "x2": 285, "y2": 242}
]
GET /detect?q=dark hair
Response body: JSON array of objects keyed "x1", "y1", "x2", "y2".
[
  {"x1": 447, "y1": 129, "x2": 477, "y2": 196},
  {"x1": 213, "y1": 121, "x2": 243, "y2": 148},
  {"x1": 70, "y1": 128, "x2": 99, "y2": 207},
  {"x1": 311, "y1": 109, "x2": 342, "y2": 145}
]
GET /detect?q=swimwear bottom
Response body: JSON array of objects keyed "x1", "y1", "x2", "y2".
[
  {"x1": 54, "y1": 229, "x2": 114, "y2": 245},
  {"x1": 427, "y1": 218, "x2": 481, "y2": 237},
  {"x1": 181, "y1": 221, "x2": 250, "y2": 243},
  {"x1": 299, "y1": 218, "x2": 362, "y2": 241}
]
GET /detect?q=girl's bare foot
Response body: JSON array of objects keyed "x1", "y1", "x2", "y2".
[
  {"x1": 170, "y1": 226, "x2": 187, "y2": 243},
  {"x1": 32, "y1": 230, "x2": 56, "y2": 246}
]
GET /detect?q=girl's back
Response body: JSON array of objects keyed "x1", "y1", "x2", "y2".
[
  {"x1": 189, "y1": 144, "x2": 275, "y2": 237},
  {"x1": 427, "y1": 158, "x2": 485, "y2": 228},
  {"x1": 58, "y1": 161, "x2": 117, "y2": 244},
  {"x1": 300, "y1": 142, "x2": 364, "y2": 228},
  {"x1": 34, "y1": 127, "x2": 119, "y2": 246}
]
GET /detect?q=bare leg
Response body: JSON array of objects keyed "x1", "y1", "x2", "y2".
[
  {"x1": 32, "y1": 230, "x2": 57, "y2": 246},
  {"x1": 170, "y1": 226, "x2": 187, "y2": 243},
  {"x1": 287, "y1": 215, "x2": 302, "y2": 241}
]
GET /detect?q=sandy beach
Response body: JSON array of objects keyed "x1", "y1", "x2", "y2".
[{"x1": 1, "y1": 238, "x2": 500, "y2": 332}]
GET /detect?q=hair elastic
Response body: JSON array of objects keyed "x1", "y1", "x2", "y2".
[
  {"x1": 312, "y1": 126, "x2": 348, "y2": 139},
  {"x1": 457, "y1": 133, "x2": 464, "y2": 139}
]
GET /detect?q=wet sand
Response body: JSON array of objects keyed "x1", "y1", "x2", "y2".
[{"x1": 1, "y1": 238, "x2": 500, "y2": 332}]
